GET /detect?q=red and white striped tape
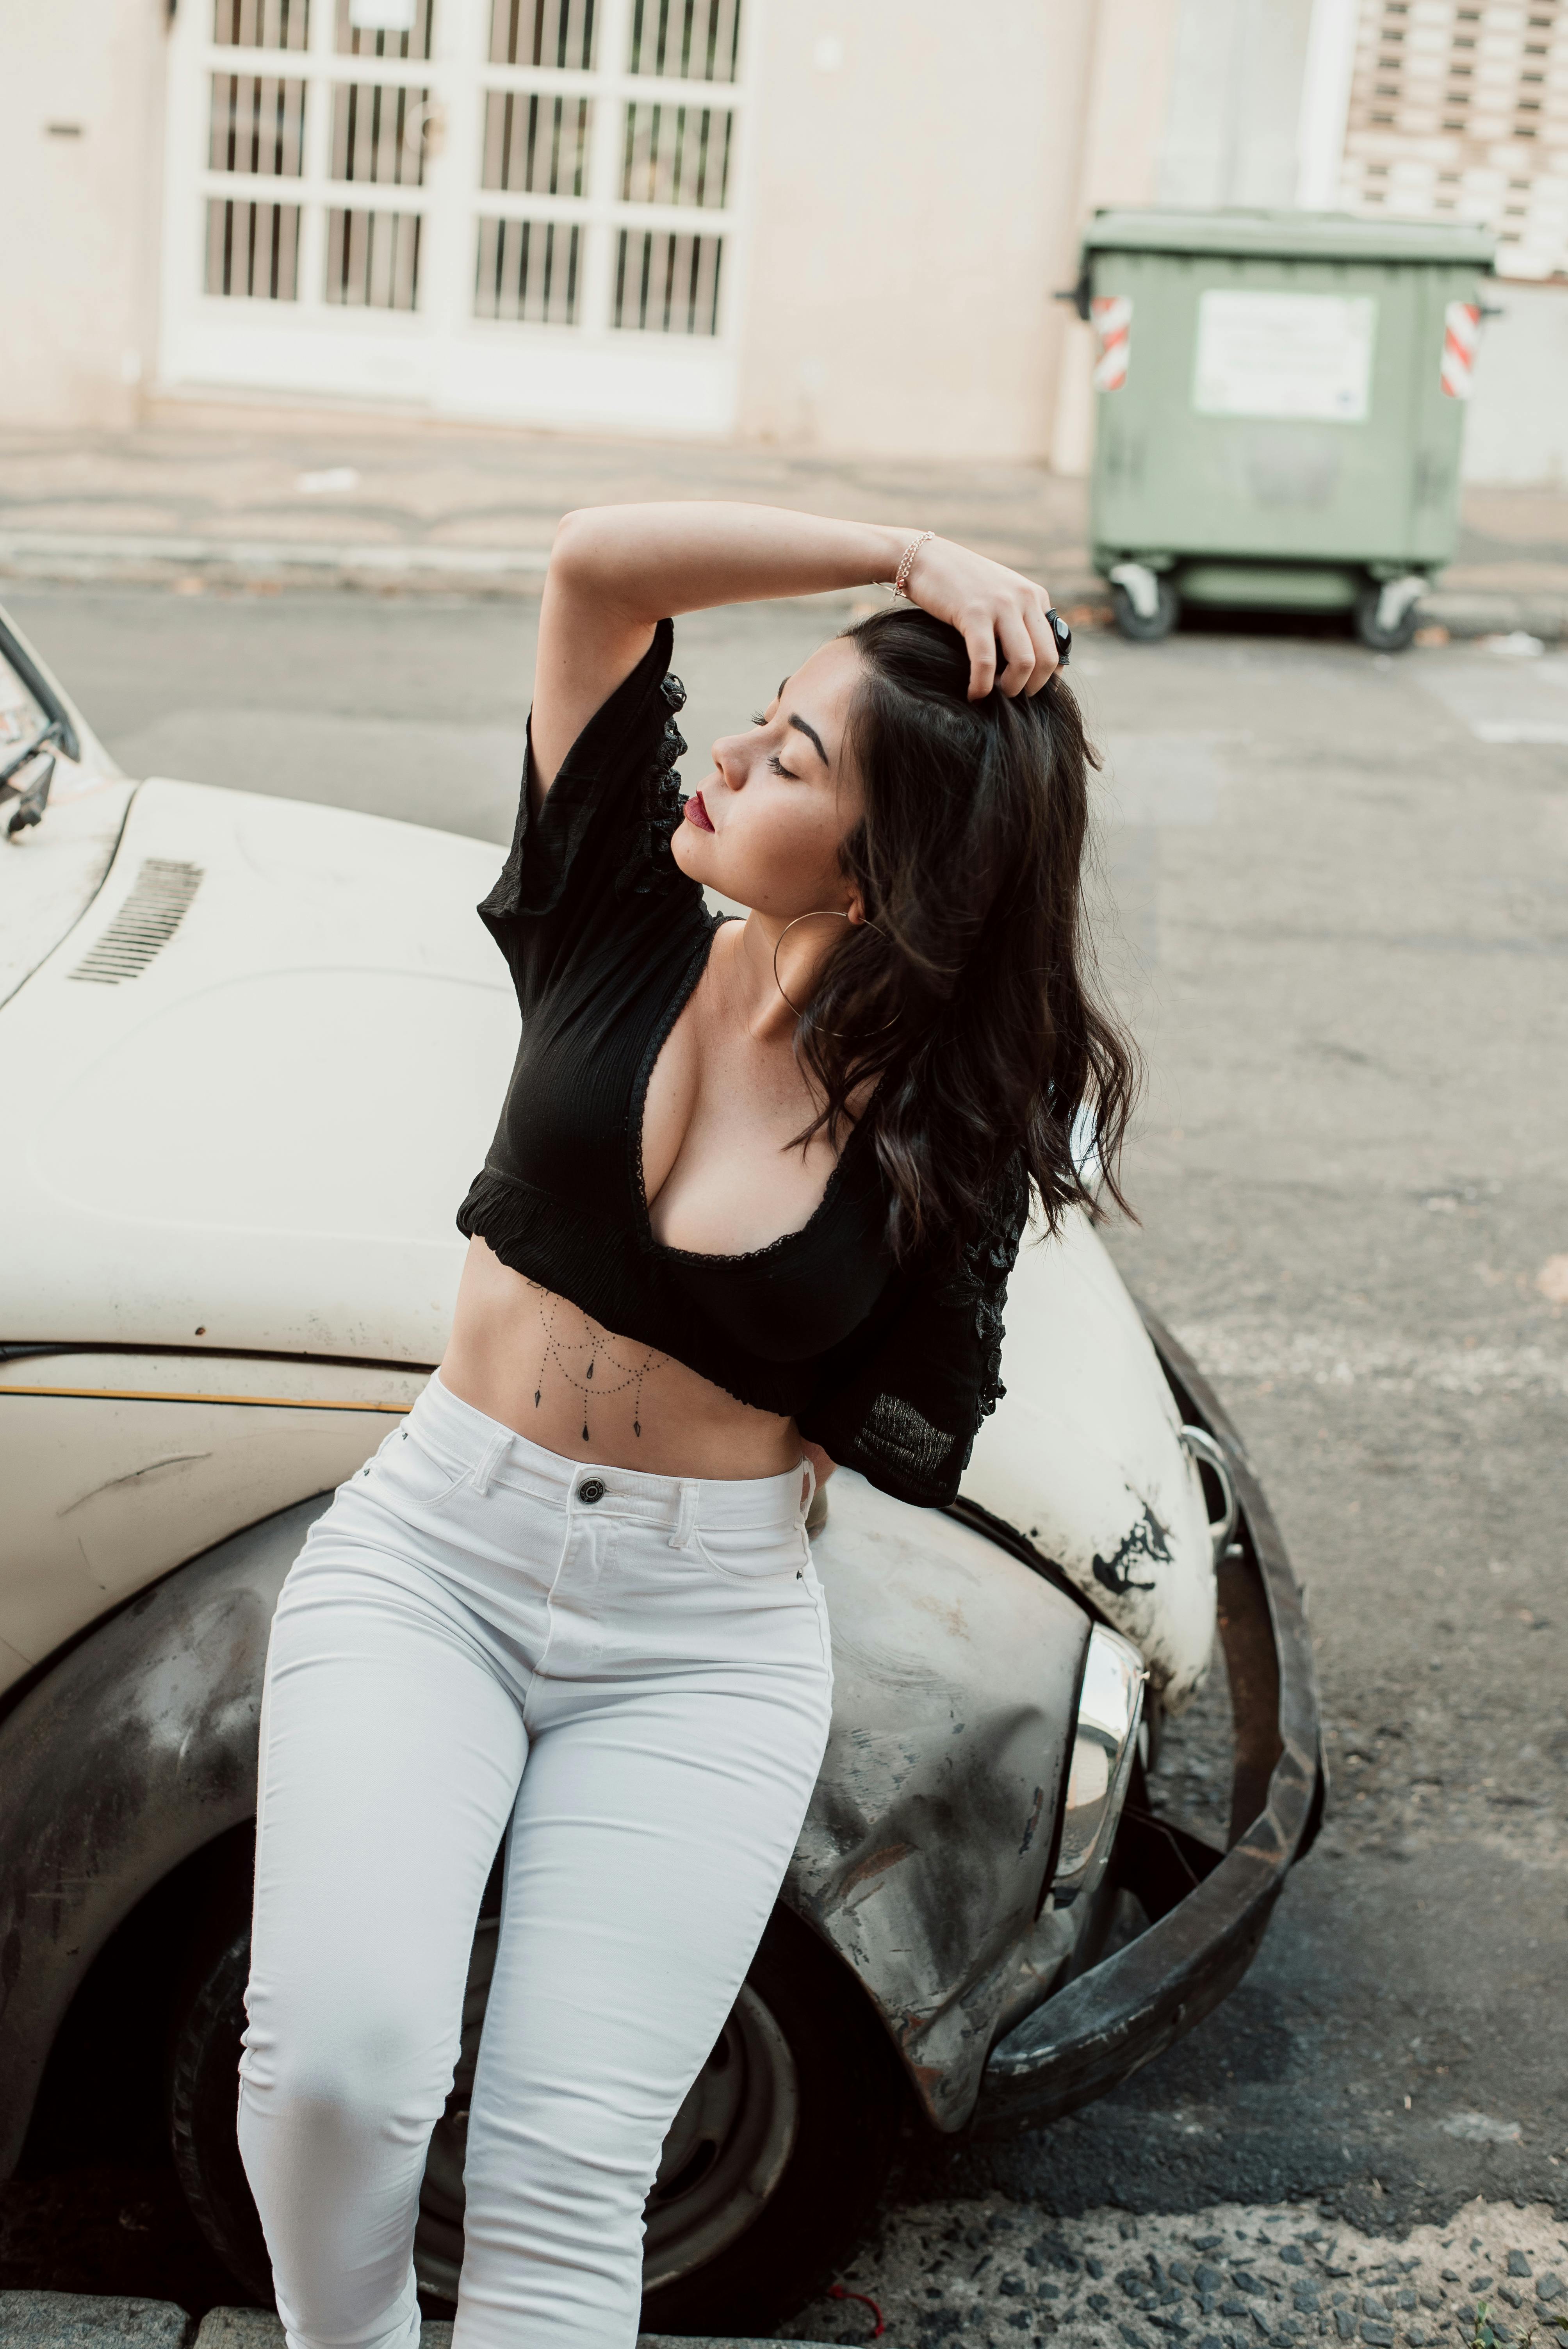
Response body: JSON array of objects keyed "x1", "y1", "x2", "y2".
[
  {"x1": 1091, "y1": 295, "x2": 1132, "y2": 392},
  {"x1": 1440, "y1": 301, "x2": 1481, "y2": 399}
]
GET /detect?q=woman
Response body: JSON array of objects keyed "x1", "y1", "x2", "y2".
[{"x1": 237, "y1": 504, "x2": 1135, "y2": 2349}]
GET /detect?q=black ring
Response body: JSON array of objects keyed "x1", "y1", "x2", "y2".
[{"x1": 1045, "y1": 608, "x2": 1072, "y2": 667}]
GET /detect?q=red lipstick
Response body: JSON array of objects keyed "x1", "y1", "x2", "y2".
[{"x1": 685, "y1": 791, "x2": 715, "y2": 833}]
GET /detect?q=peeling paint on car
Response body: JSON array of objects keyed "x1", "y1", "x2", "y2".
[{"x1": 1091, "y1": 1501, "x2": 1173, "y2": 1598}]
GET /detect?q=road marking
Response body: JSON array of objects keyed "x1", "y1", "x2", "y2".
[
  {"x1": 1415, "y1": 652, "x2": 1568, "y2": 745},
  {"x1": 1099, "y1": 734, "x2": 1228, "y2": 827},
  {"x1": 1170, "y1": 1321, "x2": 1568, "y2": 1399}
]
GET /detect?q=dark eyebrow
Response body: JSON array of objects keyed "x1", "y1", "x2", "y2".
[{"x1": 788, "y1": 713, "x2": 829, "y2": 767}]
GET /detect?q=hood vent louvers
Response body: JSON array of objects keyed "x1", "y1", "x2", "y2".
[{"x1": 69, "y1": 858, "x2": 204, "y2": 984}]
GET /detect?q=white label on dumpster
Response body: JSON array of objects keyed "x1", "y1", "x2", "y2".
[{"x1": 1192, "y1": 291, "x2": 1376, "y2": 422}]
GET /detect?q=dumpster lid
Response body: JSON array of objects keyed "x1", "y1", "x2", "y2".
[{"x1": 1082, "y1": 207, "x2": 1495, "y2": 268}]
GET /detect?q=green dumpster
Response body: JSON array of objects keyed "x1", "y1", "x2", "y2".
[{"x1": 1076, "y1": 209, "x2": 1495, "y2": 650}]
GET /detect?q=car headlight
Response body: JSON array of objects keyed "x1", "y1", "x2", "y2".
[{"x1": 1051, "y1": 1625, "x2": 1146, "y2": 1910}]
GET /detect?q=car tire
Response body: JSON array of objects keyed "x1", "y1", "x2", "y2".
[
  {"x1": 167, "y1": 1923, "x2": 273, "y2": 2304},
  {"x1": 1110, "y1": 575, "x2": 1180, "y2": 643},
  {"x1": 167, "y1": 1895, "x2": 904, "y2": 2333},
  {"x1": 637, "y1": 1904, "x2": 906, "y2": 2336},
  {"x1": 1352, "y1": 579, "x2": 1421, "y2": 652}
]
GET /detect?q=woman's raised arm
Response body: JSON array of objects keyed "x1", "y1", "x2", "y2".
[{"x1": 527, "y1": 501, "x2": 1060, "y2": 805}]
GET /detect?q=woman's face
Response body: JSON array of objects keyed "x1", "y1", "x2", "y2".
[{"x1": 670, "y1": 635, "x2": 866, "y2": 920}]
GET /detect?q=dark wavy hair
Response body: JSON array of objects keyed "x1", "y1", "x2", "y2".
[{"x1": 785, "y1": 605, "x2": 1139, "y2": 1272}]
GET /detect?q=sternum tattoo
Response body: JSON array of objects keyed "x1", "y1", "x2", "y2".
[{"x1": 526, "y1": 1285, "x2": 665, "y2": 1444}]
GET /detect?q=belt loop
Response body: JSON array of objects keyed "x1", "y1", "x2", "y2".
[
  {"x1": 799, "y1": 1455, "x2": 817, "y2": 1519},
  {"x1": 471, "y1": 1429, "x2": 511, "y2": 1499},
  {"x1": 669, "y1": 1479, "x2": 699, "y2": 1551}
]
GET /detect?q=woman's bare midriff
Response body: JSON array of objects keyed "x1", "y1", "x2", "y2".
[{"x1": 438, "y1": 1233, "x2": 805, "y2": 1482}]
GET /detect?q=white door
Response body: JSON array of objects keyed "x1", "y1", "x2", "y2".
[{"x1": 159, "y1": 0, "x2": 752, "y2": 433}]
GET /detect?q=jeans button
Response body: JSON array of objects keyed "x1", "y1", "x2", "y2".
[{"x1": 579, "y1": 1477, "x2": 606, "y2": 1505}]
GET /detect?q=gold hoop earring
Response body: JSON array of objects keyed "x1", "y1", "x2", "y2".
[{"x1": 771, "y1": 909, "x2": 900, "y2": 1036}]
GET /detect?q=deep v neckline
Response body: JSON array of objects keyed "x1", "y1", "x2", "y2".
[{"x1": 629, "y1": 913, "x2": 875, "y2": 1267}]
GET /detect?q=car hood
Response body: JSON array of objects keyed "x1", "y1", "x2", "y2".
[
  {"x1": 3, "y1": 776, "x2": 515, "y2": 1362},
  {"x1": 3, "y1": 774, "x2": 1214, "y2": 1702}
]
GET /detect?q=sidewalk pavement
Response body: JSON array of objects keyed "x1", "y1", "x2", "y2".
[{"x1": 1, "y1": 399, "x2": 1564, "y2": 640}]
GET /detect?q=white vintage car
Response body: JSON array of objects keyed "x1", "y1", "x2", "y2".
[{"x1": 0, "y1": 604, "x2": 1322, "y2": 2331}]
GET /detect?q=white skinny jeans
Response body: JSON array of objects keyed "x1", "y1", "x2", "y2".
[{"x1": 238, "y1": 1369, "x2": 832, "y2": 2349}]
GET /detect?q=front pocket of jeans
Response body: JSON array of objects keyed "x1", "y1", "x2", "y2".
[
  {"x1": 364, "y1": 1424, "x2": 470, "y2": 1513},
  {"x1": 691, "y1": 1520, "x2": 811, "y2": 1582}
]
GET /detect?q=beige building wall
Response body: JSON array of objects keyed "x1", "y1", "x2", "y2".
[
  {"x1": 1048, "y1": 0, "x2": 1321, "y2": 475},
  {"x1": 734, "y1": 0, "x2": 1105, "y2": 463},
  {"x1": 1156, "y1": 0, "x2": 1317, "y2": 212},
  {"x1": 1048, "y1": 0, "x2": 1187, "y2": 474},
  {"x1": 4, "y1": 0, "x2": 167, "y2": 431}
]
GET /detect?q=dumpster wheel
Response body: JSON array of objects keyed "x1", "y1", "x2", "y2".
[
  {"x1": 1352, "y1": 575, "x2": 1424, "y2": 653},
  {"x1": 1110, "y1": 573, "x2": 1180, "y2": 643}
]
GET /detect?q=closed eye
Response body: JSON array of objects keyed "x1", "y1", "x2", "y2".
[{"x1": 750, "y1": 709, "x2": 799, "y2": 779}]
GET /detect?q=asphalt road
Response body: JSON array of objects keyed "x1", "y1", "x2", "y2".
[{"x1": 3, "y1": 581, "x2": 1565, "y2": 2316}]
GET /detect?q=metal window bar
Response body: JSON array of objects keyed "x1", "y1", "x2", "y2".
[
  {"x1": 481, "y1": 90, "x2": 592, "y2": 193},
  {"x1": 474, "y1": 216, "x2": 581, "y2": 320},
  {"x1": 620, "y1": 100, "x2": 731, "y2": 207},
  {"x1": 612, "y1": 226, "x2": 722, "y2": 332},
  {"x1": 208, "y1": 74, "x2": 307, "y2": 175},
  {"x1": 626, "y1": 0, "x2": 741, "y2": 83},
  {"x1": 331, "y1": 80, "x2": 431, "y2": 184},
  {"x1": 205, "y1": 197, "x2": 302, "y2": 296},
  {"x1": 325, "y1": 205, "x2": 422, "y2": 306},
  {"x1": 212, "y1": 0, "x2": 309, "y2": 49},
  {"x1": 488, "y1": 0, "x2": 596, "y2": 69},
  {"x1": 333, "y1": 0, "x2": 433, "y2": 61}
]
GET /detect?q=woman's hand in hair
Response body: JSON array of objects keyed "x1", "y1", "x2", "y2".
[{"x1": 900, "y1": 539, "x2": 1060, "y2": 703}]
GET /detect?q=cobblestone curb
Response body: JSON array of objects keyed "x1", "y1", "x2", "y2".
[
  {"x1": 0, "y1": 2297, "x2": 196, "y2": 2349},
  {"x1": 0, "y1": 2305, "x2": 788, "y2": 2349}
]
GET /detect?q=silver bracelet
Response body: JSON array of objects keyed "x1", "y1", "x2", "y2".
[{"x1": 886, "y1": 531, "x2": 934, "y2": 600}]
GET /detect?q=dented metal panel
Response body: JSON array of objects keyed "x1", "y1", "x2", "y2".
[
  {"x1": 787, "y1": 1472, "x2": 1090, "y2": 2131},
  {"x1": 969, "y1": 1315, "x2": 1324, "y2": 2135}
]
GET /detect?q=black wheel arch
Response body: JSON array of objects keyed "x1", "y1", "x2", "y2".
[{"x1": 0, "y1": 1495, "x2": 329, "y2": 2180}]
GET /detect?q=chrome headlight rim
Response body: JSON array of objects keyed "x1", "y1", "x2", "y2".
[
  {"x1": 1181, "y1": 1422, "x2": 1239, "y2": 1566},
  {"x1": 1050, "y1": 1623, "x2": 1147, "y2": 1912}
]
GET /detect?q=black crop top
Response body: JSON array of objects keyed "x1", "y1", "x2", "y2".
[{"x1": 456, "y1": 619, "x2": 1031, "y2": 1508}]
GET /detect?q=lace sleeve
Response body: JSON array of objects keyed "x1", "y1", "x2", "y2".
[
  {"x1": 797, "y1": 1150, "x2": 1032, "y2": 1508},
  {"x1": 613, "y1": 670, "x2": 689, "y2": 904},
  {"x1": 947, "y1": 1147, "x2": 1033, "y2": 1428},
  {"x1": 473, "y1": 621, "x2": 705, "y2": 1005}
]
